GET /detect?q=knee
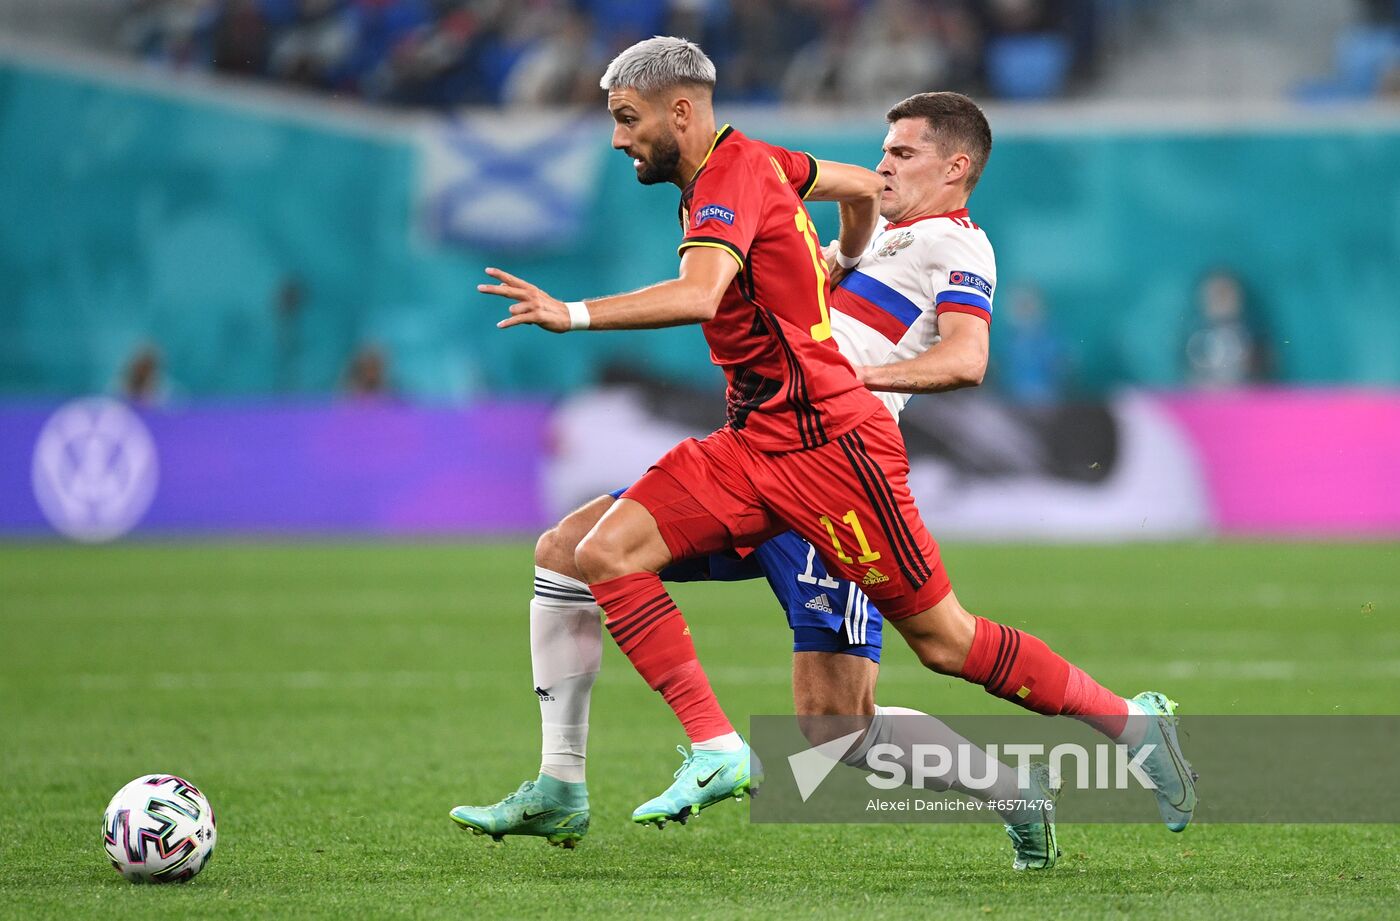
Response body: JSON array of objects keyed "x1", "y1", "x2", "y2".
[
  {"x1": 537, "y1": 496, "x2": 614, "y2": 578},
  {"x1": 574, "y1": 529, "x2": 626, "y2": 585},
  {"x1": 913, "y1": 639, "x2": 968, "y2": 675},
  {"x1": 534, "y1": 524, "x2": 578, "y2": 574},
  {"x1": 572, "y1": 498, "x2": 671, "y2": 585},
  {"x1": 900, "y1": 601, "x2": 976, "y2": 675}
]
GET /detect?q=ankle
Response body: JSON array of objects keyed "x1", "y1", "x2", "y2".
[
  {"x1": 534, "y1": 772, "x2": 588, "y2": 804},
  {"x1": 692, "y1": 731, "x2": 743, "y2": 753}
]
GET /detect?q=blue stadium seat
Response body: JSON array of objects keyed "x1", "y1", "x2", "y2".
[
  {"x1": 1335, "y1": 25, "x2": 1400, "y2": 95},
  {"x1": 1292, "y1": 25, "x2": 1399, "y2": 102},
  {"x1": 986, "y1": 34, "x2": 1072, "y2": 101}
]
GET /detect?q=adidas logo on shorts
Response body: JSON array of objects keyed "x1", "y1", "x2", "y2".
[
  {"x1": 861, "y1": 567, "x2": 890, "y2": 586},
  {"x1": 804, "y1": 594, "x2": 834, "y2": 614}
]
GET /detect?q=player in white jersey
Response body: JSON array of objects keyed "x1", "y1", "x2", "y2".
[
  {"x1": 451, "y1": 93, "x2": 1138, "y2": 871},
  {"x1": 830, "y1": 203, "x2": 996, "y2": 421}
]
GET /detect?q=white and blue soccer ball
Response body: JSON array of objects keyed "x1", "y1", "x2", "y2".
[{"x1": 102, "y1": 774, "x2": 217, "y2": 883}]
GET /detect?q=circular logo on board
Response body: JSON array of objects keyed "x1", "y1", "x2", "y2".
[{"x1": 31, "y1": 398, "x2": 159, "y2": 542}]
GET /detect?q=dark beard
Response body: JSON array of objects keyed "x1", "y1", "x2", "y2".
[{"x1": 636, "y1": 133, "x2": 682, "y2": 185}]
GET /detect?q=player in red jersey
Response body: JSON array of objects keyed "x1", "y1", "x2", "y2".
[{"x1": 479, "y1": 37, "x2": 1195, "y2": 836}]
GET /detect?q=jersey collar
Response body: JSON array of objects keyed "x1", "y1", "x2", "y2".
[
  {"x1": 884, "y1": 207, "x2": 970, "y2": 230},
  {"x1": 689, "y1": 124, "x2": 735, "y2": 182}
]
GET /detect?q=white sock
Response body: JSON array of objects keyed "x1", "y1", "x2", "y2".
[
  {"x1": 1116, "y1": 697, "x2": 1152, "y2": 749},
  {"x1": 531, "y1": 567, "x2": 602, "y2": 784},
  {"x1": 693, "y1": 732, "x2": 744, "y2": 752},
  {"x1": 841, "y1": 705, "x2": 1028, "y2": 821}
]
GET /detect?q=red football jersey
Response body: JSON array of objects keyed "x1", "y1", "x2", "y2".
[{"x1": 677, "y1": 126, "x2": 882, "y2": 453}]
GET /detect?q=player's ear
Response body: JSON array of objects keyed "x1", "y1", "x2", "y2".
[
  {"x1": 670, "y1": 94, "x2": 693, "y2": 130},
  {"x1": 947, "y1": 153, "x2": 971, "y2": 185}
]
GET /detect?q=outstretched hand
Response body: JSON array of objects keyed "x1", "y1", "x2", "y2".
[{"x1": 480, "y1": 267, "x2": 571, "y2": 333}]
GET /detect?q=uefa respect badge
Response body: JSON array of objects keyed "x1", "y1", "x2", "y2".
[{"x1": 30, "y1": 397, "x2": 159, "y2": 542}]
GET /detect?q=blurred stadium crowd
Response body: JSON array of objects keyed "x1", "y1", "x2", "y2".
[
  {"x1": 118, "y1": 0, "x2": 1100, "y2": 106},
  {"x1": 113, "y1": 0, "x2": 1400, "y2": 108}
]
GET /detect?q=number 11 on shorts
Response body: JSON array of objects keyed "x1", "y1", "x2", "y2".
[{"x1": 818, "y1": 510, "x2": 882, "y2": 565}]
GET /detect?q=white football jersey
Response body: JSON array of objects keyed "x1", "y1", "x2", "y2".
[{"x1": 829, "y1": 208, "x2": 996, "y2": 420}]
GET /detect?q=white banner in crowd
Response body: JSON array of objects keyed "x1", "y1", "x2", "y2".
[{"x1": 544, "y1": 384, "x2": 1211, "y2": 542}]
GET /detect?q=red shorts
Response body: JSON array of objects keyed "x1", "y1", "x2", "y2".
[{"x1": 621, "y1": 412, "x2": 951, "y2": 620}]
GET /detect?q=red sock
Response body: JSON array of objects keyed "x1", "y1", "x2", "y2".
[
  {"x1": 1063, "y1": 664, "x2": 1130, "y2": 739},
  {"x1": 959, "y1": 616, "x2": 1128, "y2": 738},
  {"x1": 590, "y1": 572, "x2": 734, "y2": 744}
]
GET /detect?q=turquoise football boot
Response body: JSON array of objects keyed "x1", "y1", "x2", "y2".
[
  {"x1": 1004, "y1": 761, "x2": 1061, "y2": 871},
  {"x1": 632, "y1": 743, "x2": 762, "y2": 828},
  {"x1": 1128, "y1": 691, "x2": 1198, "y2": 832},
  {"x1": 449, "y1": 775, "x2": 589, "y2": 848}
]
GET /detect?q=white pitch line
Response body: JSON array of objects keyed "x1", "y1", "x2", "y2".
[
  {"x1": 2, "y1": 583, "x2": 1392, "y2": 621},
  {"x1": 26, "y1": 658, "x2": 1400, "y2": 693},
  {"x1": 66, "y1": 670, "x2": 508, "y2": 692},
  {"x1": 0, "y1": 590, "x2": 476, "y2": 619}
]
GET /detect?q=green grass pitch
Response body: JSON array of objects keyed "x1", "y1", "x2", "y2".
[{"x1": 1, "y1": 540, "x2": 1396, "y2": 919}]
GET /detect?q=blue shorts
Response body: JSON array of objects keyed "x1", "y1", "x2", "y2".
[
  {"x1": 750, "y1": 530, "x2": 884, "y2": 662},
  {"x1": 612, "y1": 487, "x2": 884, "y2": 662}
]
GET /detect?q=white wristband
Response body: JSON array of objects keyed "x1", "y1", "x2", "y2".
[
  {"x1": 836, "y1": 250, "x2": 861, "y2": 269},
  {"x1": 565, "y1": 300, "x2": 590, "y2": 331}
]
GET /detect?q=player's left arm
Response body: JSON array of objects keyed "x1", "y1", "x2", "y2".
[
  {"x1": 485, "y1": 246, "x2": 739, "y2": 333},
  {"x1": 768, "y1": 147, "x2": 881, "y2": 275},
  {"x1": 856, "y1": 311, "x2": 989, "y2": 393},
  {"x1": 806, "y1": 160, "x2": 883, "y2": 270}
]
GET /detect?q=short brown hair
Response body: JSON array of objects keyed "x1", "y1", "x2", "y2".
[{"x1": 885, "y1": 92, "x2": 992, "y2": 191}]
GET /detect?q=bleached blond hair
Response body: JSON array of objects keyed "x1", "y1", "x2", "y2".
[{"x1": 600, "y1": 36, "x2": 716, "y2": 96}]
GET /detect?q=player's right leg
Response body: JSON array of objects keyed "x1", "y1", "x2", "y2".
[
  {"x1": 887, "y1": 591, "x2": 1197, "y2": 832},
  {"x1": 448, "y1": 495, "x2": 615, "y2": 846},
  {"x1": 577, "y1": 435, "x2": 779, "y2": 826},
  {"x1": 763, "y1": 530, "x2": 1059, "y2": 870}
]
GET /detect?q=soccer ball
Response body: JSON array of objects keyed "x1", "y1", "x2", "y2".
[{"x1": 102, "y1": 774, "x2": 217, "y2": 883}]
